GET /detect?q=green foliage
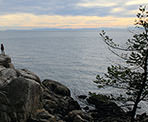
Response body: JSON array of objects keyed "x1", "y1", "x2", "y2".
[{"x1": 95, "y1": 6, "x2": 148, "y2": 121}]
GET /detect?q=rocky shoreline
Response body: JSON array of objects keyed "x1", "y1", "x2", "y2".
[{"x1": 0, "y1": 54, "x2": 147, "y2": 122}]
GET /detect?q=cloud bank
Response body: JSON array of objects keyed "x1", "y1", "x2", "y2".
[{"x1": 0, "y1": 0, "x2": 147, "y2": 29}]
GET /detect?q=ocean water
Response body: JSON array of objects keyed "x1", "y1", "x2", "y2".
[
  {"x1": 0, "y1": 29, "x2": 132, "y2": 95},
  {"x1": 1, "y1": 29, "x2": 148, "y2": 114}
]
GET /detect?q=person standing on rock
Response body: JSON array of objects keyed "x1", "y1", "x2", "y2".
[{"x1": 1, "y1": 44, "x2": 5, "y2": 55}]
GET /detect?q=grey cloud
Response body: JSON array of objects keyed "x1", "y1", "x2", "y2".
[
  {"x1": 0, "y1": 0, "x2": 80, "y2": 15},
  {"x1": 0, "y1": 0, "x2": 141, "y2": 17}
]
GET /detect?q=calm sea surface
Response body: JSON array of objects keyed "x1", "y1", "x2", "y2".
[{"x1": 0, "y1": 29, "x2": 132, "y2": 96}]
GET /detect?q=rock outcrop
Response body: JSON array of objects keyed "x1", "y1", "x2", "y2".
[
  {"x1": 1, "y1": 54, "x2": 138, "y2": 122},
  {"x1": 0, "y1": 54, "x2": 91, "y2": 122},
  {"x1": 0, "y1": 54, "x2": 42, "y2": 122},
  {"x1": 86, "y1": 93, "x2": 130, "y2": 122}
]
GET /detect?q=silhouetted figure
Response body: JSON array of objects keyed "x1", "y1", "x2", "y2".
[{"x1": 1, "y1": 44, "x2": 5, "y2": 55}]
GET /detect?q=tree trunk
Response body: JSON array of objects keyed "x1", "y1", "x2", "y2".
[
  {"x1": 131, "y1": 53, "x2": 148, "y2": 122},
  {"x1": 131, "y1": 90, "x2": 142, "y2": 122}
]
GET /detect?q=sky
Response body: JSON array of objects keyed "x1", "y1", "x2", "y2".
[{"x1": 0, "y1": 0, "x2": 148, "y2": 30}]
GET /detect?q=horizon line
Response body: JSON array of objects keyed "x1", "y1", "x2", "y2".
[{"x1": 0, "y1": 26, "x2": 135, "y2": 31}]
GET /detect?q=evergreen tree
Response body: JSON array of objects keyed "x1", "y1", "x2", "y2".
[{"x1": 95, "y1": 6, "x2": 148, "y2": 122}]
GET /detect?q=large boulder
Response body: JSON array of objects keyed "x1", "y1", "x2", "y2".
[
  {"x1": 42, "y1": 79, "x2": 70, "y2": 96},
  {"x1": 87, "y1": 94, "x2": 129, "y2": 122},
  {"x1": 42, "y1": 79, "x2": 81, "y2": 120},
  {"x1": 17, "y1": 69, "x2": 41, "y2": 84},
  {"x1": 1, "y1": 77, "x2": 42, "y2": 122}
]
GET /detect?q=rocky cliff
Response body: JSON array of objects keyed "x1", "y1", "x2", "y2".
[{"x1": 0, "y1": 54, "x2": 92, "y2": 122}]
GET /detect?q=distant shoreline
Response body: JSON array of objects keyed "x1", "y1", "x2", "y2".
[{"x1": 0, "y1": 27, "x2": 134, "y2": 32}]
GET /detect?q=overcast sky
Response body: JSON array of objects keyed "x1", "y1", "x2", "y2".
[{"x1": 0, "y1": 0, "x2": 148, "y2": 30}]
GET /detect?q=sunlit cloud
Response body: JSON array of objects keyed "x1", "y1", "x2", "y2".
[
  {"x1": 125, "y1": 0, "x2": 148, "y2": 6},
  {"x1": 126, "y1": 10, "x2": 138, "y2": 16},
  {"x1": 77, "y1": 2, "x2": 117, "y2": 8},
  {"x1": 0, "y1": 13, "x2": 135, "y2": 30},
  {"x1": 111, "y1": 8, "x2": 125, "y2": 13},
  {"x1": 110, "y1": 7, "x2": 139, "y2": 17}
]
